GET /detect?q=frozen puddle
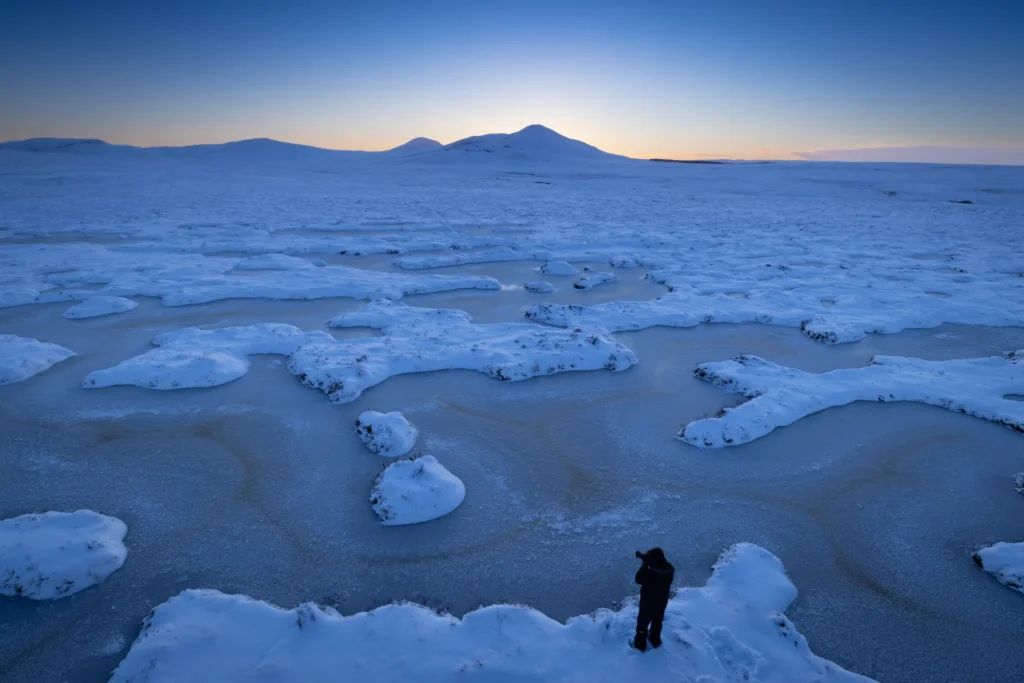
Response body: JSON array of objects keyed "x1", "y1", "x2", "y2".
[
  {"x1": 82, "y1": 301, "x2": 636, "y2": 402},
  {"x1": 0, "y1": 511, "x2": 127, "y2": 600},
  {"x1": 681, "y1": 352, "x2": 1024, "y2": 448},
  {"x1": 108, "y1": 544, "x2": 871, "y2": 682},
  {"x1": 0, "y1": 334, "x2": 75, "y2": 385}
]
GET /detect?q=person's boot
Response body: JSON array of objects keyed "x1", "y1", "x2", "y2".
[
  {"x1": 629, "y1": 635, "x2": 647, "y2": 652},
  {"x1": 649, "y1": 636, "x2": 662, "y2": 649}
]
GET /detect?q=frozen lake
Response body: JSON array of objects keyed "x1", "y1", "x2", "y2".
[{"x1": 1, "y1": 146, "x2": 1023, "y2": 682}]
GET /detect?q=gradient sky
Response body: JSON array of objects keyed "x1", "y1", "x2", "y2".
[{"x1": 1, "y1": 0, "x2": 1022, "y2": 159}]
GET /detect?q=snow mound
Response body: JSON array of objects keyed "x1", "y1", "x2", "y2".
[
  {"x1": 83, "y1": 302, "x2": 636, "y2": 402},
  {"x1": 524, "y1": 281, "x2": 554, "y2": 293},
  {"x1": 434, "y1": 124, "x2": 622, "y2": 162},
  {"x1": 369, "y1": 455, "x2": 465, "y2": 525},
  {"x1": 609, "y1": 257, "x2": 639, "y2": 268},
  {"x1": 973, "y1": 542, "x2": 1024, "y2": 593},
  {"x1": 0, "y1": 511, "x2": 127, "y2": 600},
  {"x1": 295, "y1": 300, "x2": 636, "y2": 402},
  {"x1": 0, "y1": 334, "x2": 75, "y2": 385},
  {"x1": 356, "y1": 411, "x2": 418, "y2": 458},
  {"x1": 574, "y1": 272, "x2": 618, "y2": 290},
  {"x1": 108, "y1": 543, "x2": 872, "y2": 682},
  {"x1": 83, "y1": 324, "x2": 333, "y2": 390},
  {"x1": 62, "y1": 296, "x2": 138, "y2": 319},
  {"x1": 681, "y1": 353, "x2": 1024, "y2": 448},
  {"x1": 539, "y1": 260, "x2": 578, "y2": 276}
]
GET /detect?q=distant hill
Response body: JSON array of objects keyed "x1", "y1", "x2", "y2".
[
  {"x1": 433, "y1": 125, "x2": 622, "y2": 162},
  {"x1": 387, "y1": 137, "x2": 442, "y2": 155}
]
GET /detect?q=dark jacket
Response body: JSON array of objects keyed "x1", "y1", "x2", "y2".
[{"x1": 635, "y1": 551, "x2": 674, "y2": 610}]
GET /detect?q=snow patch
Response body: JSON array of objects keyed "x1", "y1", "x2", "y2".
[
  {"x1": 62, "y1": 296, "x2": 138, "y2": 319},
  {"x1": 0, "y1": 511, "x2": 127, "y2": 600},
  {"x1": 973, "y1": 542, "x2": 1024, "y2": 593},
  {"x1": 573, "y1": 272, "x2": 618, "y2": 290},
  {"x1": 681, "y1": 352, "x2": 1024, "y2": 448},
  {"x1": 524, "y1": 281, "x2": 554, "y2": 293},
  {"x1": 355, "y1": 411, "x2": 418, "y2": 458},
  {"x1": 369, "y1": 455, "x2": 465, "y2": 525},
  {"x1": 0, "y1": 334, "x2": 75, "y2": 385},
  {"x1": 108, "y1": 543, "x2": 872, "y2": 682},
  {"x1": 539, "y1": 260, "x2": 578, "y2": 276},
  {"x1": 83, "y1": 324, "x2": 332, "y2": 390}
]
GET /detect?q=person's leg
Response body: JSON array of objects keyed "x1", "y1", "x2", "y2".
[
  {"x1": 633, "y1": 607, "x2": 650, "y2": 651},
  {"x1": 649, "y1": 607, "x2": 664, "y2": 647}
]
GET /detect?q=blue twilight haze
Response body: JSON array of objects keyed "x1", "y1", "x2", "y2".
[{"x1": 1, "y1": 0, "x2": 1021, "y2": 160}]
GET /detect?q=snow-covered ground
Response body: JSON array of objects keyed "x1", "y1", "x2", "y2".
[
  {"x1": 0, "y1": 511, "x2": 127, "y2": 599},
  {"x1": 108, "y1": 544, "x2": 869, "y2": 683},
  {"x1": 1, "y1": 135, "x2": 1023, "y2": 683},
  {"x1": 974, "y1": 541, "x2": 1024, "y2": 594}
]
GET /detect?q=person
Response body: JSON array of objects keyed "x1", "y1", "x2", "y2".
[{"x1": 631, "y1": 547, "x2": 674, "y2": 651}]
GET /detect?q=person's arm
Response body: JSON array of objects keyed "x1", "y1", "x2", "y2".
[{"x1": 635, "y1": 564, "x2": 648, "y2": 585}]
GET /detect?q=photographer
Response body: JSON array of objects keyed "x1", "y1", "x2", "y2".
[{"x1": 631, "y1": 547, "x2": 674, "y2": 651}]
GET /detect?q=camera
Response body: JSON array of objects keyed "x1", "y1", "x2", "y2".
[{"x1": 635, "y1": 550, "x2": 645, "y2": 559}]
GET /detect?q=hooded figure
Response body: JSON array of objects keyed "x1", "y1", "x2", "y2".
[{"x1": 632, "y1": 547, "x2": 674, "y2": 651}]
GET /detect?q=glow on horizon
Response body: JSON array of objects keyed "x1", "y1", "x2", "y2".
[{"x1": 1, "y1": 1, "x2": 1021, "y2": 162}]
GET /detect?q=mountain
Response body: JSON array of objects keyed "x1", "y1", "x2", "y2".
[
  {"x1": 434, "y1": 125, "x2": 622, "y2": 162},
  {"x1": 387, "y1": 137, "x2": 442, "y2": 155}
]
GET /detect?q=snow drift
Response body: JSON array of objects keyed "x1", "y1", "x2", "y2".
[
  {"x1": 107, "y1": 543, "x2": 871, "y2": 682},
  {"x1": 356, "y1": 410, "x2": 418, "y2": 457},
  {"x1": 0, "y1": 334, "x2": 75, "y2": 385}
]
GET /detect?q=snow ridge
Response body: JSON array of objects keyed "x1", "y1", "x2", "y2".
[
  {"x1": 681, "y1": 352, "x2": 1024, "y2": 448},
  {"x1": 108, "y1": 543, "x2": 873, "y2": 682}
]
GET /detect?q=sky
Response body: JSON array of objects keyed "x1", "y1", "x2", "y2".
[{"x1": 1, "y1": 0, "x2": 1022, "y2": 161}]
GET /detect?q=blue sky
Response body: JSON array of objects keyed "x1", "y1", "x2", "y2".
[{"x1": 1, "y1": 0, "x2": 1021, "y2": 159}]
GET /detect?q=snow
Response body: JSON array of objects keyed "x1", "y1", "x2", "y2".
[
  {"x1": 231, "y1": 253, "x2": 312, "y2": 270},
  {"x1": 83, "y1": 324, "x2": 333, "y2": 390},
  {"x1": 387, "y1": 137, "x2": 442, "y2": 155},
  {"x1": 355, "y1": 410, "x2": 418, "y2": 457},
  {"x1": 80, "y1": 302, "x2": 636, "y2": 401},
  {"x1": 431, "y1": 124, "x2": 622, "y2": 162},
  {"x1": 296, "y1": 300, "x2": 636, "y2": 402},
  {"x1": 681, "y1": 352, "x2": 1024, "y2": 448},
  {"x1": 369, "y1": 455, "x2": 465, "y2": 525},
  {"x1": 0, "y1": 511, "x2": 127, "y2": 600},
  {"x1": 539, "y1": 260, "x2": 578, "y2": 276},
  {"x1": 524, "y1": 280, "x2": 554, "y2": 293},
  {"x1": 108, "y1": 543, "x2": 871, "y2": 682},
  {"x1": 973, "y1": 542, "x2": 1024, "y2": 593},
  {"x1": 574, "y1": 271, "x2": 618, "y2": 290},
  {"x1": 0, "y1": 334, "x2": 75, "y2": 385},
  {"x1": 1015, "y1": 472, "x2": 1024, "y2": 494},
  {"x1": 61, "y1": 295, "x2": 138, "y2": 319}
]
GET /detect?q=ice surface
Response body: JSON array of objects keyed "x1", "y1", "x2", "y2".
[
  {"x1": 0, "y1": 334, "x2": 75, "y2": 385},
  {"x1": 524, "y1": 281, "x2": 554, "y2": 293},
  {"x1": 355, "y1": 410, "x2": 418, "y2": 457},
  {"x1": 83, "y1": 324, "x2": 333, "y2": 390},
  {"x1": 369, "y1": 455, "x2": 466, "y2": 525},
  {"x1": 574, "y1": 271, "x2": 618, "y2": 290},
  {"x1": 108, "y1": 543, "x2": 870, "y2": 682},
  {"x1": 973, "y1": 542, "x2": 1024, "y2": 593},
  {"x1": 681, "y1": 352, "x2": 1024, "y2": 448},
  {"x1": 62, "y1": 296, "x2": 138, "y2": 319},
  {"x1": 0, "y1": 511, "x2": 127, "y2": 600}
]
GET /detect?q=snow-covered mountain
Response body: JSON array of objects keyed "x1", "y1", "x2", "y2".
[
  {"x1": 0, "y1": 126, "x2": 627, "y2": 165},
  {"x1": 434, "y1": 124, "x2": 621, "y2": 161},
  {"x1": 387, "y1": 137, "x2": 442, "y2": 155}
]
